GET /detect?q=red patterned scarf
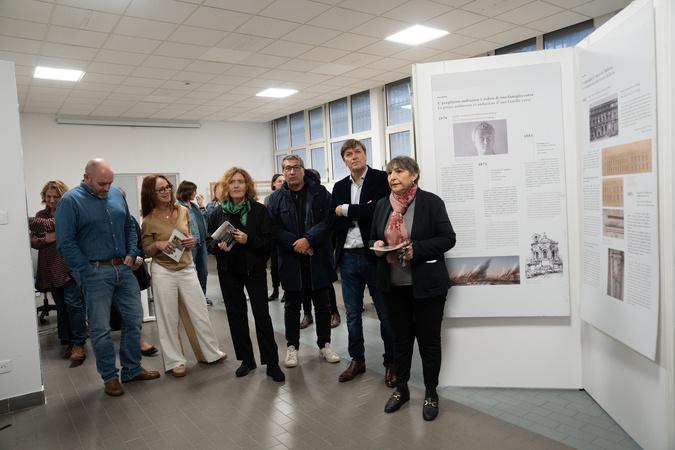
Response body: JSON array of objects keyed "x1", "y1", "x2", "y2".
[{"x1": 385, "y1": 183, "x2": 418, "y2": 263}]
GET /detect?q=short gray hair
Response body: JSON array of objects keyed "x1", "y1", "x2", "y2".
[
  {"x1": 282, "y1": 154, "x2": 304, "y2": 168},
  {"x1": 385, "y1": 156, "x2": 419, "y2": 179}
]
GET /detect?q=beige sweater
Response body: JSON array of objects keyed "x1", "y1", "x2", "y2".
[{"x1": 142, "y1": 205, "x2": 193, "y2": 271}]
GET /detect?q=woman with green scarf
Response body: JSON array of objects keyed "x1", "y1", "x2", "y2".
[{"x1": 207, "y1": 167, "x2": 285, "y2": 382}]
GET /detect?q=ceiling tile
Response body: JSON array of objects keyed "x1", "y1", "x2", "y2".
[
  {"x1": 168, "y1": 26, "x2": 227, "y2": 46},
  {"x1": 337, "y1": 0, "x2": 407, "y2": 15},
  {"x1": 56, "y1": 0, "x2": 132, "y2": 15},
  {"x1": 38, "y1": 55, "x2": 90, "y2": 70},
  {"x1": 0, "y1": 0, "x2": 53, "y2": 23},
  {"x1": 310, "y1": 63, "x2": 354, "y2": 75},
  {"x1": 486, "y1": 25, "x2": 538, "y2": 45},
  {"x1": 210, "y1": 74, "x2": 248, "y2": 85},
  {"x1": 46, "y1": 25, "x2": 108, "y2": 48},
  {"x1": 384, "y1": 0, "x2": 452, "y2": 23},
  {"x1": 421, "y1": 33, "x2": 474, "y2": 51},
  {"x1": 237, "y1": 53, "x2": 289, "y2": 68},
  {"x1": 456, "y1": 19, "x2": 515, "y2": 39},
  {"x1": 259, "y1": 40, "x2": 314, "y2": 58},
  {"x1": 86, "y1": 62, "x2": 136, "y2": 75},
  {"x1": 226, "y1": 65, "x2": 269, "y2": 77},
  {"x1": 321, "y1": 33, "x2": 378, "y2": 52},
  {"x1": 217, "y1": 33, "x2": 274, "y2": 52},
  {"x1": 105, "y1": 35, "x2": 162, "y2": 53},
  {"x1": 143, "y1": 55, "x2": 191, "y2": 70},
  {"x1": 185, "y1": 6, "x2": 251, "y2": 31},
  {"x1": 332, "y1": 52, "x2": 380, "y2": 67},
  {"x1": 81, "y1": 72, "x2": 125, "y2": 84},
  {"x1": 307, "y1": 8, "x2": 374, "y2": 31},
  {"x1": 236, "y1": 16, "x2": 300, "y2": 39},
  {"x1": 67, "y1": 89, "x2": 110, "y2": 100},
  {"x1": 424, "y1": 9, "x2": 485, "y2": 31},
  {"x1": 131, "y1": 66, "x2": 177, "y2": 79},
  {"x1": 461, "y1": 0, "x2": 532, "y2": 17},
  {"x1": 299, "y1": 46, "x2": 348, "y2": 63},
  {"x1": 114, "y1": 17, "x2": 177, "y2": 40},
  {"x1": 0, "y1": 36, "x2": 42, "y2": 54},
  {"x1": 95, "y1": 49, "x2": 148, "y2": 65},
  {"x1": 0, "y1": 17, "x2": 47, "y2": 41},
  {"x1": 527, "y1": 11, "x2": 590, "y2": 33},
  {"x1": 261, "y1": 69, "x2": 304, "y2": 81},
  {"x1": 545, "y1": 0, "x2": 588, "y2": 7},
  {"x1": 199, "y1": 47, "x2": 252, "y2": 64},
  {"x1": 367, "y1": 57, "x2": 408, "y2": 71},
  {"x1": 497, "y1": 1, "x2": 564, "y2": 25},
  {"x1": 42, "y1": 42, "x2": 99, "y2": 60},
  {"x1": 204, "y1": 0, "x2": 275, "y2": 14},
  {"x1": 184, "y1": 60, "x2": 233, "y2": 73},
  {"x1": 126, "y1": 0, "x2": 197, "y2": 23},
  {"x1": 281, "y1": 25, "x2": 341, "y2": 45},
  {"x1": 573, "y1": 0, "x2": 631, "y2": 18},
  {"x1": 76, "y1": 81, "x2": 117, "y2": 92},
  {"x1": 394, "y1": 46, "x2": 441, "y2": 61},
  {"x1": 123, "y1": 76, "x2": 166, "y2": 87},
  {"x1": 50, "y1": 6, "x2": 119, "y2": 33},
  {"x1": 350, "y1": 17, "x2": 411, "y2": 39},
  {"x1": 0, "y1": 51, "x2": 39, "y2": 66},
  {"x1": 452, "y1": 39, "x2": 496, "y2": 56},
  {"x1": 155, "y1": 42, "x2": 210, "y2": 59},
  {"x1": 277, "y1": 58, "x2": 322, "y2": 72},
  {"x1": 359, "y1": 40, "x2": 408, "y2": 57},
  {"x1": 259, "y1": 0, "x2": 329, "y2": 23},
  {"x1": 171, "y1": 71, "x2": 218, "y2": 83}
]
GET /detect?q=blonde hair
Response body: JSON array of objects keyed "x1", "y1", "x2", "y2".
[
  {"x1": 40, "y1": 180, "x2": 69, "y2": 203},
  {"x1": 219, "y1": 167, "x2": 257, "y2": 202}
]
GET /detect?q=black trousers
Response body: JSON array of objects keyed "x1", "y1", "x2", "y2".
[
  {"x1": 285, "y1": 263, "x2": 331, "y2": 348},
  {"x1": 270, "y1": 251, "x2": 280, "y2": 289},
  {"x1": 385, "y1": 286, "x2": 446, "y2": 390},
  {"x1": 218, "y1": 269, "x2": 279, "y2": 366},
  {"x1": 302, "y1": 282, "x2": 338, "y2": 315}
]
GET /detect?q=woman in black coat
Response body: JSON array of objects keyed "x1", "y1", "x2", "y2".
[
  {"x1": 207, "y1": 167, "x2": 284, "y2": 382},
  {"x1": 370, "y1": 156, "x2": 456, "y2": 421}
]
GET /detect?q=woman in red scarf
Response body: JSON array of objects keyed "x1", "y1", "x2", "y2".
[{"x1": 370, "y1": 156, "x2": 456, "y2": 421}]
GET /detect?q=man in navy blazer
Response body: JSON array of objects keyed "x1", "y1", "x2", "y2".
[{"x1": 331, "y1": 139, "x2": 395, "y2": 387}]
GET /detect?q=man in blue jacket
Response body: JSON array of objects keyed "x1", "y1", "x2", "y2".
[
  {"x1": 56, "y1": 159, "x2": 159, "y2": 396},
  {"x1": 267, "y1": 155, "x2": 340, "y2": 368}
]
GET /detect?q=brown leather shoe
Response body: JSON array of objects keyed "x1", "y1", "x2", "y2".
[
  {"x1": 123, "y1": 369, "x2": 161, "y2": 383},
  {"x1": 70, "y1": 344, "x2": 86, "y2": 361},
  {"x1": 338, "y1": 360, "x2": 366, "y2": 382},
  {"x1": 62, "y1": 344, "x2": 73, "y2": 359},
  {"x1": 299, "y1": 314, "x2": 313, "y2": 329},
  {"x1": 104, "y1": 378, "x2": 124, "y2": 396},
  {"x1": 384, "y1": 364, "x2": 397, "y2": 388},
  {"x1": 330, "y1": 313, "x2": 341, "y2": 328}
]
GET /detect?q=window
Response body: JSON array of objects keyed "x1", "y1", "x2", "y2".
[
  {"x1": 274, "y1": 117, "x2": 288, "y2": 150},
  {"x1": 386, "y1": 79, "x2": 412, "y2": 126},
  {"x1": 275, "y1": 154, "x2": 286, "y2": 173},
  {"x1": 329, "y1": 98, "x2": 348, "y2": 138},
  {"x1": 331, "y1": 140, "x2": 348, "y2": 180},
  {"x1": 292, "y1": 148, "x2": 306, "y2": 164},
  {"x1": 351, "y1": 91, "x2": 371, "y2": 133},
  {"x1": 310, "y1": 147, "x2": 326, "y2": 180},
  {"x1": 495, "y1": 37, "x2": 537, "y2": 55},
  {"x1": 389, "y1": 131, "x2": 411, "y2": 158},
  {"x1": 544, "y1": 20, "x2": 594, "y2": 49},
  {"x1": 290, "y1": 112, "x2": 305, "y2": 147},
  {"x1": 309, "y1": 107, "x2": 323, "y2": 140}
]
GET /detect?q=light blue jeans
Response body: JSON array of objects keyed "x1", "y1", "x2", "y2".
[
  {"x1": 192, "y1": 240, "x2": 209, "y2": 296},
  {"x1": 81, "y1": 263, "x2": 143, "y2": 382}
]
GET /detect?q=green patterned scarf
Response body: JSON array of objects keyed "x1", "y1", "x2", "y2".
[{"x1": 221, "y1": 199, "x2": 251, "y2": 226}]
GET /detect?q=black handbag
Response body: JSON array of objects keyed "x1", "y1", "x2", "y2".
[{"x1": 133, "y1": 260, "x2": 151, "y2": 291}]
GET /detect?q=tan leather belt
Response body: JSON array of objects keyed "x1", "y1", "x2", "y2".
[{"x1": 90, "y1": 258, "x2": 125, "y2": 266}]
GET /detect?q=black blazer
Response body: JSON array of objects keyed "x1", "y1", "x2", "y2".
[
  {"x1": 370, "y1": 188, "x2": 456, "y2": 299},
  {"x1": 331, "y1": 166, "x2": 390, "y2": 266}
]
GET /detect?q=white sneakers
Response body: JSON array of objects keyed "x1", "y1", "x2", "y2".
[
  {"x1": 285, "y1": 344, "x2": 341, "y2": 367},
  {"x1": 285, "y1": 345, "x2": 298, "y2": 368},
  {"x1": 319, "y1": 344, "x2": 340, "y2": 363}
]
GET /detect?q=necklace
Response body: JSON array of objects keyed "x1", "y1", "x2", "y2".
[{"x1": 156, "y1": 208, "x2": 171, "y2": 220}]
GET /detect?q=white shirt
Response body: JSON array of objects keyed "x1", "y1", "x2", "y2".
[{"x1": 341, "y1": 166, "x2": 368, "y2": 249}]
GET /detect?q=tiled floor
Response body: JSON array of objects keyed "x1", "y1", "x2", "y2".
[{"x1": 0, "y1": 268, "x2": 640, "y2": 450}]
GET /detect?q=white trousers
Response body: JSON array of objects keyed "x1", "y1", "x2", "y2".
[{"x1": 151, "y1": 262, "x2": 225, "y2": 371}]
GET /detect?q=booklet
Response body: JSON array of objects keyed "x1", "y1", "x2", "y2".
[
  {"x1": 369, "y1": 242, "x2": 407, "y2": 252},
  {"x1": 211, "y1": 220, "x2": 236, "y2": 251},
  {"x1": 164, "y1": 228, "x2": 186, "y2": 262}
]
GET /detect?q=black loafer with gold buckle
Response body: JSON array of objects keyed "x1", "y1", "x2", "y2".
[
  {"x1": 384, "y1": 388, "x2": 410, "y2": 413},
  {"x1": 422, "y1": 397, "x2": 439, "y2": 421}
]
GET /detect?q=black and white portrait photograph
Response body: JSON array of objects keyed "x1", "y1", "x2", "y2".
[{"x1": 453, "y1": 119, "x2": 508, "y2": 157}]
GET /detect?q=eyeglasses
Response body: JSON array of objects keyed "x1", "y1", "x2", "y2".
[
  {"x1": 283, "y1": 165, "x2": 303, "y2": 173},
  {"x1": 156, "y1": 186, "x2": 172, "y2": 194}
]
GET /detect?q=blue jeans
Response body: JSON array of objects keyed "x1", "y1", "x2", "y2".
[
  {"x1": 339, "y1": 250, "x2": 393, "y2": 365},
  {"x1": 192, "y1": 241, "x2": 208, "y2": 295},
  {"x1": 81, "y1": 264, "x2": 143, "y2": 382},
  {"x1": 50, "y1": 279, "x2": 86, "y2": 345}
]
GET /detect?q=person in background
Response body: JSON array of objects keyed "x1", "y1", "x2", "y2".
[
  {"x1": 370, "y1": 156, "x2": 456, "y2": 421},
  {"x1": 267, "y1": 156, "x2": 340, "y2": 368},
  {"x1": 141, "y1": 174, "x2": 226, "y2": 378},
  {"x1": 176, "y1": 181, "x2": 211, "y2": 306},
  {"x1": 265, "y1": 174, "x2": 284, "y2": 302},
  {"x1": 57, "y1": 159, "x2": 159, "y2": 397},
  {"x1": 208, "y1": 168, "x2": 285, "y2": 382},
  {"x1": 30, "y1": 180, "x2": 87, "y2": 362},
  {"x1": 331, "y1": 139, "x2": 395, "y2": 386},
  {"x1": 205, "y1": 183, "x2": 224, "y2": 222}
]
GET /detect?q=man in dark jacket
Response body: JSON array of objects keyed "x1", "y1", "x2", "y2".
[
  {"x1": 267, "y1": 155, "x2": 341, "y2": 368},
  {"x1": 331, "y1": 139, "x2": 395, "y2": 387}
]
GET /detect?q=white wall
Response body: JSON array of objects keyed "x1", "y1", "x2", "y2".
[
  {"x1": 0, "y1": 61, "x2": 43, "y2": 402},
  {"x1": 20, "y1": 113, "x2": 274, "y2": 215},
  {"x1": 580, "y1": 1, "x2": 675, "y2": 449}
]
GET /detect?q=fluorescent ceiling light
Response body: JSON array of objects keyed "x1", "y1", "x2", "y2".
[
  {"x1": 385, "y1": 25, "x2": 448, "y2": 46},
  {"x1": 256, "y1": 88, "x2": 298, "y2": 98},
  {"x1": 34, "y1": 66, "x2": 85, "y2": 82}
]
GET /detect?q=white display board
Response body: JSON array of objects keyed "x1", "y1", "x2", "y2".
[
  {"x1": 423, "y1": 62, "x2": 571, "y2": 317},
  {"x1": 577, "y1": 0, "x2": 660, "y2": 360}
]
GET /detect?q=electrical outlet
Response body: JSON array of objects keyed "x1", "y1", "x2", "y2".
[{"x1": 0, "y1": 360, "x2": 12, "y2": 374}]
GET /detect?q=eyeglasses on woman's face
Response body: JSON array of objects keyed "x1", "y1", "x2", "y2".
[{"x1": 155, "y1": 186, "x2": 172, "y2": 194}]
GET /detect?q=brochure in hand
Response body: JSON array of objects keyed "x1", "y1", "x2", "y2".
[
  {"x1": 211, "y1": 220, "x2": 236, "y2": 251},
  {"x1": 165, "y1": 228, "x2": 186, "y2": 262},
  {"x1": 369, "y1": 242, "x2": 406, "y2": 252}
]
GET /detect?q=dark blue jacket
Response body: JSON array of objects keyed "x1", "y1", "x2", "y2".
[{"x1": 267, "y1": 172, "x2": 336, "y2": 292}]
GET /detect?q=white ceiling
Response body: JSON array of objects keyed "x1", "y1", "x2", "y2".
[{"x1": 0, "y1": 0, "x2": 630, "y2": 123}]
